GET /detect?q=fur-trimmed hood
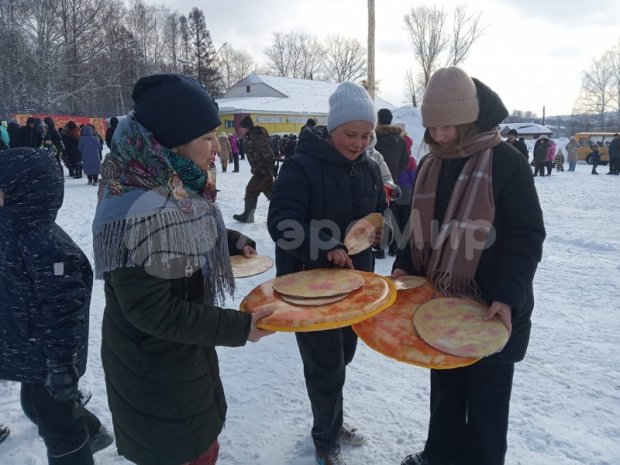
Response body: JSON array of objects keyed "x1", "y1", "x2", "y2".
[{"x1": 375, "y1": 124, "x2": 403, "y2": 137}]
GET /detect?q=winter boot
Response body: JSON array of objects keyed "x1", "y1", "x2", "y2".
[
  {"x1": 89, "y1": 425, "x2": 114, "y2": 455},
  {"x1": 401, "y1": 452, "x2": 431, "y2": 465},
  {"x1": 92, "y1": 175, "x2": 98, "y2": 186},
  {"x1": 0, "y1": 424, "x2": 9, "y2": 443},
  {"x1": 316, "y1": 448, "x2": 347, "y2": 465},
  {"x1": 233, "y1": 198, "x2": 257, "y2": 223},
  {"x1": 338, "y1": 423, "x2": 367, "y2": 446}
]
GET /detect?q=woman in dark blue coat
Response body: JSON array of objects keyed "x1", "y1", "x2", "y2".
[
  {"x1": 0, "y1": 148, "x2": 112, "y2": 464},
  {"x1": 268, "y1": 82, "x2": 387, "y2": 465}
]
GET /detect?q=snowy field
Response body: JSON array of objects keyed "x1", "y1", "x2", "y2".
[{"x1": 1, "y1": 151, "x2": 619, "y2": 465}]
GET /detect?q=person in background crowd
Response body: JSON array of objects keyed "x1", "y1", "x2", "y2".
[
  {"x1": 233, "y1": 115, "x2": 275, "y2": 223},
  {"x1": 43, "y1": 117, "x2": 65, "y2": 167},
  {"x1": 229, "y1": 132, "x2": 240, "y2": 172},
  {"x1": 533, "y1": 137, "x2": 549, "y2": 177},
  {"x1": 238, "y1": 135, "x2": 245, "y2": 160},
  {"x1": 0, "y1": 121, "x2": 10, "y2": 150},
  {"x1": 554, "y1": 149, "x2": 565, "y2": 172},
  {"x1": 607, "y1": 133, "x2": 620, "y2": 175},
  {"x1": 588, "y1": 144, "x2": 601, "y2": 175},
  {"x1": 299, "y1": 117, "x2": 317, "y2": 137},
  {"x1": 79, "y1": 125, "x2": 102, "y2": 185},
  {"x1": 105, "y1": 117, "x2": 119, "y2": 150},
  {"x1": 7, "y1": 119, "x2": 20, "y2": 147},
  {"x1": 506, "y1": 129, "x2": 528, "y2": 159},
  {"x1": 565, "y1": 136, "x2": 579, "y2": 172},
  {"x1": 393, "y1": 66, "x2": 545, "y2": 465},
  {"x1": 0, "y1": 148, "x2": 114, "y2": 465},
  {"x1": 19, "y1": 117, "x2": 43, "y2": 148},
  {"x1": 218, "y1": 132, "x2": 232, "y2": 172},
  {"x1": 545, "y1": 138, "x2": 556, "y2": 175},
  {"x1": 92, "y1": 73, "x2": 273, "y2": 465},
  {"x1": 62, "y1": 121, "x2": 82, "y2": 178},
  {"x1": 268, "y1": 81, "x2": 387, "y2": 465},
  {"x1": 375, "y1": 108, "x2": 410, "y2": 258}
]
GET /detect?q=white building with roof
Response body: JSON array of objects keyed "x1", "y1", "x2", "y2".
[
  {"x1": 499, "y1": 122, "x2": 554, "y2": 140},
  {"x1": 216, "y1": 73, "x2": 395, "y2": 135}
]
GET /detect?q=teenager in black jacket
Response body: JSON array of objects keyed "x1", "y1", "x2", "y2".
[{"x1": 394, "y1": 67, "x2": 545, "y2": 465}]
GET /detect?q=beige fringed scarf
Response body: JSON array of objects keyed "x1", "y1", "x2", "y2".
[{"x1": 410, "y1": 129, "x2": 501, "y2": 297}]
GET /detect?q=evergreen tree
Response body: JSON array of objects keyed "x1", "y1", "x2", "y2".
[{"x1": 187, "y1": 7, "x2": 223, "y2": 96}]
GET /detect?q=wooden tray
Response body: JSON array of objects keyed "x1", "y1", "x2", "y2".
[
  {"x1": 241, "y1": 271, "x2": 396, "y2": 332},
  {"x1": 353, "y1": 280, "x2": 480, "y2": 369}
]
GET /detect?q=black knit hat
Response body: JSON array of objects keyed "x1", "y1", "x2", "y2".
[
  {"x1": 132, "y1": 73, "x2": 221, "y2": 149},
  {"x1": 239, "y1": 115, "x2": 254, "y2": 129},
  {"x1": 507, "y1": 129, "x2": 518, "y2": 137},
  {"x1": 377, "y1": 108, "x2": 393, "y2": 125}
]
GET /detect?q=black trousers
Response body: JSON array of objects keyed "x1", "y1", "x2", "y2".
[
  {"x1": 232, "y1": 153, "x2": 240, "y2": 172},
  {"x1": 423, "y1": 362, "x2": 514, "y2": 465},
  {"x1": 388, "y1": 202, "x2": 411, "y2": 253},
  {"x1": 296, "y1": 327, "x2": 358, "y2": 454},
  {"x1": 21, "y1": 383, "x2": 100, "y2": 465}
]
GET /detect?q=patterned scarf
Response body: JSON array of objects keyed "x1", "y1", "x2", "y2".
[
  {"x1": 410, "y1": 129, "x2": 501, "y2": 297},
  {"x1": 92, "y1": 113, "x2": 233, "y2": 304}
]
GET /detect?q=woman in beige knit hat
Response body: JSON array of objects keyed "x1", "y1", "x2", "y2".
[{"x1": 392, "y1": 67, "x2": 546, "y2": 465}]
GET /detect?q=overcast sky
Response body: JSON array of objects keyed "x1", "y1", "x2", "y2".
[{"x1": 158, "y1": 0, "x2": 620, "y2": 117}]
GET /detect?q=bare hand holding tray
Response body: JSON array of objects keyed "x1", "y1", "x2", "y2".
[
  {"x1": 413, "y1": 297, "x2": 510, "y2": 358},
  {"x1": 240, "y1": 270, "x2": 397, "y2": 332},
  {"x1": 230, "y1": 254, "x2": 274, "y2": 278},
  {"x1": 353, "y1": 279, "x2": 480, "y2": 369},
  {"x1": 344, "y1": 213, "x2": 384, "y2": 255}
]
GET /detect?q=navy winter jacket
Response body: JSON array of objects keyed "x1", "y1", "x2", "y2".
[
  {"x1": 268, "y1": 130, "x2": 387, "y2": 276},
  {"x1": 0, "y1": 148, "x2": 92, "y2": 382}
]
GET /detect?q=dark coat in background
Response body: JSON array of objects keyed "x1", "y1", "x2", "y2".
[
  {"x1": 105, "y1": 117, "x2": 119, "y2": 150},
  {"x1": 79, "y1": 126, "x2": 102, "y2": 175},
  {"x1": 101, "y1": 230, "x2": 254, "y2": 465},
  {"x1": 268, "y1": 129, "x2": 387, "y2": 276},
  {"x1": 510, "y1": 139, "x2": 528, "y2": 159},
  {"x1": 18, "y1": 117, "x2": 43, "y2": 148},
  {"x1": 0, "y1": 148, "x2": 92, "y2": 382},
  {"x1": 62, "y1": 126, "x2": 82, "y2": 164}
]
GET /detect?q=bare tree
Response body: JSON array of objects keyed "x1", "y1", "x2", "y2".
[
  {"x1": 404, "y1": 68, "x2": 419, "y2": 107},
  {"x1": 265, "y1": 32, "x2": 322, "y2": 79},
  {"x1": 574, "y1": 53, "x2": 615, "y2": 130},
  {"x1": 323, "y1": 35, "x2": 367, "y2": 83},
  {"x1": 367, "y1": 0, "x2": 375, "y2": 98},
  {"x1": 608, "y1": 38, "x2": 620, "y2": 122},
  {"x1": 403, "y1": 6, "x2": 448, "y2": 87},
  {"x1": 448, "y1": 4, "x2": 483, "y2": 66},
  {"x1": 218, "y1": 44, "x2": 255, "y2": 89}
]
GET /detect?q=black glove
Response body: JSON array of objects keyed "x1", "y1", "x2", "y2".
[{"x1": 45, "y1": 354, "x2": 79, "y2": 402}]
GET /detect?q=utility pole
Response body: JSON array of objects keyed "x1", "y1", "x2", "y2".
[
  {"x1": 542, "y1": 105, "x2": 546, "y2": 126},
  {"x1": 367, "y1": 0, "x2": 376, "y2": 99}
]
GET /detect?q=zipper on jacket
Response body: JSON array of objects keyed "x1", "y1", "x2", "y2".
[
  {"x1": 184, "y1": 258, "x2": 192, "y2": 300},
  {"x1": 350, "y1": 161, "x2": 357, "y2": 177}
]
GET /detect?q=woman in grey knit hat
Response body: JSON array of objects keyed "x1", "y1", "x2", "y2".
[
  {"x1": 393, "y1": 67, "x2": 545, "y2": 465},
  {"x1": 268, "y1": 81, "x2": 388, "y2": 465}
]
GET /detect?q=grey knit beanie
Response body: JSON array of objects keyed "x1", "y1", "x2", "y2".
[
  {"x1": 327, "y1": 82, "x2": 376, "y2": 132},
  {"x1": 421, "y1": 67, "x2": 479, "y2": 128}
]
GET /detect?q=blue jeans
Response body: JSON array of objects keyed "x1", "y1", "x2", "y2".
[{"x1": 568, "y1": 161, "x2": 576, "y2": 171}]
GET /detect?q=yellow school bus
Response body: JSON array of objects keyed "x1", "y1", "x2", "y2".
[{"x1": 575, "y1": 132, "x2": 614, "y2": 164}]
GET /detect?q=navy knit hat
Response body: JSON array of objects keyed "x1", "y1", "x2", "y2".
[
  {"x1": 327, "y1": 82, "x2": 376, "y2": 132},
  {"x1": 132, "y1": 73, "x2": 221, "y2": 149},
  {"x1": 377, "y1": 108, "x2": 393, "y2": 125}
]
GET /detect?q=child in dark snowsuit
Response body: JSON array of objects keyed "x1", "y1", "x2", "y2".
[{"x1": 0, "y1": 148, "x2": 113, "y2": 464}]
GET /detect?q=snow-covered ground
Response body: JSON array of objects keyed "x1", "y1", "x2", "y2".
[{"x1": 1, "y1": 151, "x2": 619, "y2": 465}]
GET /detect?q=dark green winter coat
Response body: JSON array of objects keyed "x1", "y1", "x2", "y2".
[{"x1": 101, "y1": 230, "x2": 254, "y2": 465}]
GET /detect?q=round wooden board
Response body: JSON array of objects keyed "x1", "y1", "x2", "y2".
[
  {"x1": 413, "y1": 297, "x2": 510, "y2": 358},
  {"x1": 279, "y1": 293, "x2": 349, "y2": 306},
  {"x1": 230, "y1": 254, "x2": 274, "y2": 278},
  {"x1": 272, "y1": 268, "x2": 364, "y2": 299},
  {"x1": 353, "y1": 281, "x2": 480, "y2": 369},
  {"x1": 389, "y1": 275, "x2": 427, "y2": 291},
  {"x1": 344, "y1": 213, "x2": 384, "y2": 255},
  {"x1": 241, "y1": 271, "x2": 397, "y2": 332}
]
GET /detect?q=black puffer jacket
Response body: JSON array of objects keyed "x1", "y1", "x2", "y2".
[
  {"x1": 394, "y1": 79, "x2": 546, "y2": 363},
  {"x1": 268, "y1": 130, "x2": 387, "y2": 276},
  {"x1": 0, "y1": 148, "x2": 92, "y2": 382}
]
